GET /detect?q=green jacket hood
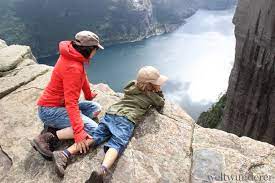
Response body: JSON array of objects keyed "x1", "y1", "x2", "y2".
[{"x1": 123, "y1": 80, "x2": 142, "y2": 95}]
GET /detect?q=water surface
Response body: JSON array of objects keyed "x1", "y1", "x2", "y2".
[{"x1": 39, "y1": 8, "x2": 236, "y2": 120}]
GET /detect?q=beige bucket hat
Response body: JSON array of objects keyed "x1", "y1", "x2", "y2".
[
  {"x1": 75, "y1": 30, "x2": 104, "y2": 49},
  {"x1": 137, "y1": 66, "x2": 168, "y2": 86}
]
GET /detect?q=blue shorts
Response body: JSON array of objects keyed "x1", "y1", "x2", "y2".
[
  {"x1": 92, "y1": 114, "x2": 135, "y2": 154},
  {"x1": 38, "y1": 100, "x2": 101, "y2": 136}
]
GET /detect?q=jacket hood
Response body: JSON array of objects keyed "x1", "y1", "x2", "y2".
[
  {"x1": 124, "y1": 80, "x2": 142, "y2": 95},
  {"x1": 59, "y1": 41, "x2": 88, "y2": 63}
]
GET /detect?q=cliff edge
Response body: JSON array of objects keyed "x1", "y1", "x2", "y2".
[{"x1": 0, "y1": 39, "x2": 275, "y2": 182}]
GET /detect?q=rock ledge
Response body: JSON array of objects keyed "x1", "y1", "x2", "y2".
[{"x1": 0, "y1": 40, "x2": 274, "y2": 183}]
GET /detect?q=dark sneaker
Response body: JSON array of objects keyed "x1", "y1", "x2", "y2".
[
  {"x1": 86, "y1": 166, "x2": 112, "y2": 183},
  {"x1": 85, "y1": 171, "x2": 103, "y2": 183},
  {"x1": 53, "y1": 151, "x2": 68, "y2": 177},
  {"x1": 30, "y1": 132, "x2": 56, "y2": 160}
]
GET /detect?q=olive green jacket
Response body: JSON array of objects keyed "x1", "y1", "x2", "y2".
[{"x1": 107, "y1": 80, "x2": 165, "y2": 124}]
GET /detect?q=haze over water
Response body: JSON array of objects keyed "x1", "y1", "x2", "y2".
[{"x1": 39, "y1": 8, "x2": 236, "y2": 120}]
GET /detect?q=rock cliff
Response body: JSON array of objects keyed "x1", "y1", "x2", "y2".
[
  {"x1": 221, "y1": 0, "x2": 275, "y2": 145},
  {"x1": 1, "y1": 39, "x2": 275, "y2": 182}
]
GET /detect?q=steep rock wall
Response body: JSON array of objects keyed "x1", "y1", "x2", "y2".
[{"x1": 221, "y1": 0, "x2": 275, "y2": 145}]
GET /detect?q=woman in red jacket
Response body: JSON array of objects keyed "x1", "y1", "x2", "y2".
[{"x1": 31, "y1": 31, "x2": 104, "y2": 160}]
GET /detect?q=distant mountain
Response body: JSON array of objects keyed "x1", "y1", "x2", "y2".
[
  {"x1": 195, "y1": 0, "x2": 237, "y2": 10},
  {"x1": 0, "y1": 0, "x2": 236, "y2": 57}
]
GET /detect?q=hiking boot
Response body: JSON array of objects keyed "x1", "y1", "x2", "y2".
[
  {"x1": 85, "y1": 171, "x2": 103, "y2": 183},
  {"x1": 40, "y1": 126, "x2": 58, "y2": 135},
  {"x1": 53, "y1": 151, "x2": 68, "y2": 177},
  {"x1": 40, "y1": 126, "x2": 60, "y2": 150},
  {"x1": 31, "y1": 132, "x2": 56, "y2": 160}
]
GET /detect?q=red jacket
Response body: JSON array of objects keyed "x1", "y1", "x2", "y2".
[{"x1": 37, "y1": 41, "x2": 97, "y2": 142}]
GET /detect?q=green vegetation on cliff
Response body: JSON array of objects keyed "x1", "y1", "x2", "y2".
[{"x1": 197, "y1": 94, "x2": 227, "y2": 128}]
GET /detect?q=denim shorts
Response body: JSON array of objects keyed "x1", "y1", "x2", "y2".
[
  {"x1": 38, "y1": 100, "x2": 101, "y2": 136},
  {"x1": 92, "y1": 114, "x2": 135, "y2": 154}
]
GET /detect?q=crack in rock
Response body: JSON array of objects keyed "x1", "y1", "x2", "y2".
[
  {"x1": 0, "y1": 69, "x2": 49, "y2": 100},
  {"x1": 188, "y1": 123, "x2": 195, "y2": 183},
  {"x1": 0, "y1": 146, "x2": 13, "y2": 180}
]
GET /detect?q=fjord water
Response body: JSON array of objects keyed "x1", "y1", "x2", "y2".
[{"x1": 39, "y1": 8, "x2": 236, "y2": 120}]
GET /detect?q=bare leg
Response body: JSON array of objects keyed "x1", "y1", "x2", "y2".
[
  {"x1": 56, "y1": 127, "x2": 74, "y2": 140},
  {"x1": 102, "y1": 148, "x2": 119, "y2": 170},
  {"x1": 66, "y1": 138, "x2": 95, "y2": 155}
]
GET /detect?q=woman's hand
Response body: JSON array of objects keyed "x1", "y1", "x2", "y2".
[
  {"x1": 90, "y1": 92, "x2": 97, "y2": 100},
  {"x1": 75, "y1": 138, "x2": 90, "y2": 154}
]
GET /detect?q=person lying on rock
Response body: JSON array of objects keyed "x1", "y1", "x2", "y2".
[
  {"x1": 51, "y1": 66, "x2": 168, "y2": 181},
  {"x1": 31, "y1": 31, "x2": 104, "y2": 160}
]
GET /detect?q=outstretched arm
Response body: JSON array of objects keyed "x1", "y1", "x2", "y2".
[
  {"x1": 148, "y1": 91, "x2": 165, "y2": 114},
  {"x1": 63, "y1": 67, "x2": 88, "y2": 142}
]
